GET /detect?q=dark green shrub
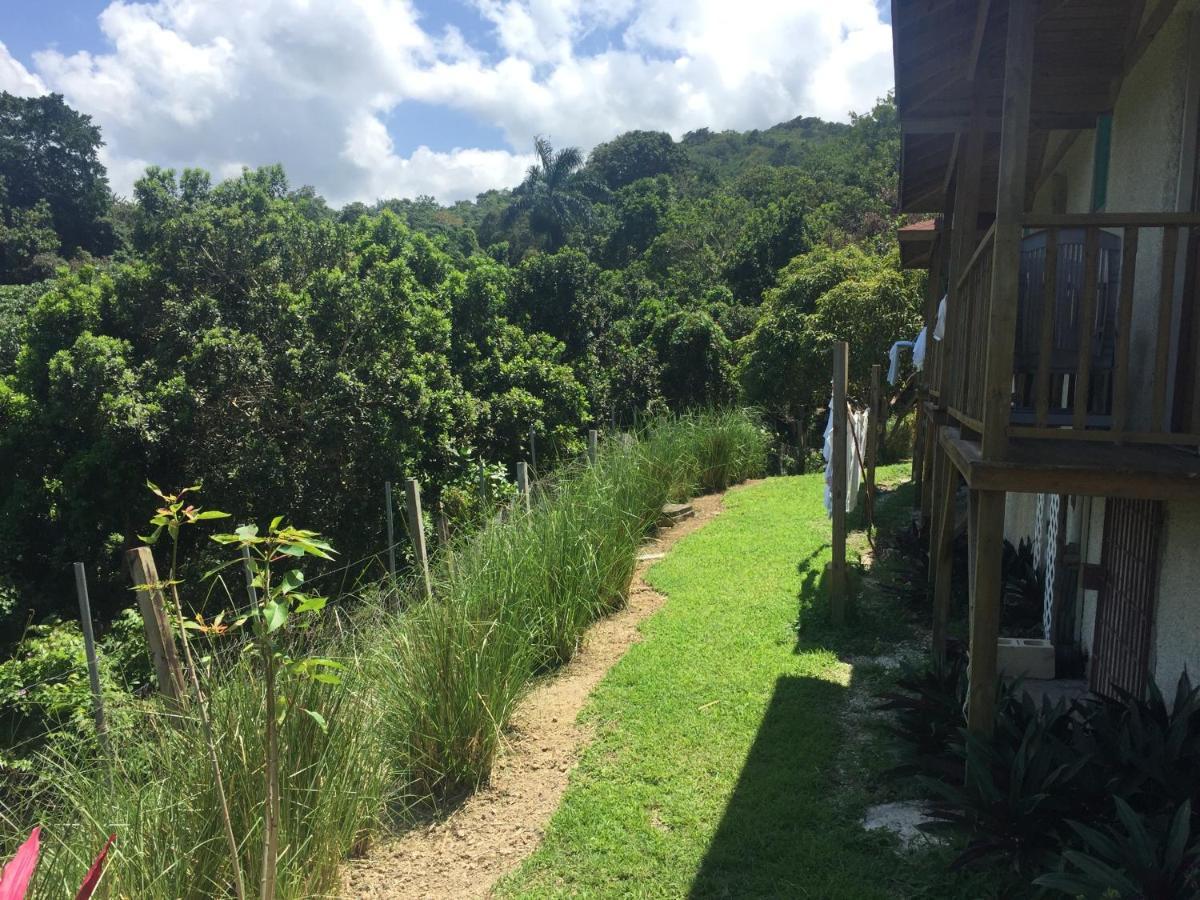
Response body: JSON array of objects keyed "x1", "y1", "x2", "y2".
[{"x1": 1035, "y1": 798, "x2": 1200, "y2": 899}]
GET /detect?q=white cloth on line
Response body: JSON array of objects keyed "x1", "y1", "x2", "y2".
[
  {"x1": 823, "y1": 397, "x2": 868, "y2": 518},
  {"x1": 887, "y1": 340, "x2": 914, "y2": 385},
  {"x1": 912, "y1": 326, "x2": 927, "y2": 371},
  {"x1": 933, "y1": 295, "x2": 947, "y2": 341}
]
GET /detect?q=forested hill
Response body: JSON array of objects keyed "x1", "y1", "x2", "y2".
[{"x1": 0, "y1": 91, "x2": 922, "y2": 628}]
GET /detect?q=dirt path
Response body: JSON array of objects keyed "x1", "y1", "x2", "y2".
[{"x1": 342, "y1": 491, "x2": 728, "y2": 899}]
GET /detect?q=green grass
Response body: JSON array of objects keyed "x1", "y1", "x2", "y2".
[
  {"x1": 500, "y1": 468, "x2": 996, "y2": 899},
  {"x1": 6, "y1": 409, "x2": 770, "y2": 899}
]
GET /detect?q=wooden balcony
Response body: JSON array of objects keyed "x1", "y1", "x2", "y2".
[{"x1": 933, "y1": 212, "x2": 1200, "y2": 499}]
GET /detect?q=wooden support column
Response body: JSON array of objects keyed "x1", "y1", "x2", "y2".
[
  {"x1": 931, "y1": 445, "x2": 957, "y2": 660},
  {"x1": 405, "y1": 478, "x2": 433, "y2": 602},
  {"x1": 981, "y1": 0, "x2": 1035, "y2": 460},
  {"x1": 967, "y1": 489, "x2": 1006, "y2": 736},
  {"x1": 830, "y1": 342, "x2": 849, "y2": 626}
]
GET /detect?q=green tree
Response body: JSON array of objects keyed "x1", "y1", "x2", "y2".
[
  {"x1": 587, "y1": 130, "x2": 686, "y2": 190},
  {"x1": 505, "y1": 138, "x2": 595, "y2": 251},
  {"x1": 0, "y1": 92, "x2": 114, "y2": 260}
]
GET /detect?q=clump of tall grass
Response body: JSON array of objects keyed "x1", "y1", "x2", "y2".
[
  {"x1": 371, "y1": 408, "x2": 768, "y2": 797},
  {"x1": 6, "y1": 408, "x2": 766, "y2": 897},
  {"x1": 7, "y1": 625, "x2": 390, "y2": 898}
]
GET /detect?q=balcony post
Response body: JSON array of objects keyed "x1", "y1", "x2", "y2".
[{"x1": 981, "y1": 0, "x2": 1035, "y2": 461}]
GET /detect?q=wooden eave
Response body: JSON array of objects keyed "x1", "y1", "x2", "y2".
[
  {"x1": 938, "y1": 426, "x2": 1200, "y2": 500},
  {"x1": 892, "y1": 0, "x2": 1141, "y2": 213}
]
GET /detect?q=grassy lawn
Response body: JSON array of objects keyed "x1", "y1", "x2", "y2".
[{"x1": 499, "y1": 468, "x2": 996, "y2": 899}]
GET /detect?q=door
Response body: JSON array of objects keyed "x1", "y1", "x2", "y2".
[{"x1": 1089, "y1": 499, "x2": 1163, "y2": 698}]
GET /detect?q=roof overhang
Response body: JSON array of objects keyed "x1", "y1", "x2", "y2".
[{"x1": 892, "y1": 0, "x2": 1140, "y2": 214}]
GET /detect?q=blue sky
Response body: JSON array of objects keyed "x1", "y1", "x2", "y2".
[{"x1": 1, "y1": 0, "x2": 895, "y2": 203}]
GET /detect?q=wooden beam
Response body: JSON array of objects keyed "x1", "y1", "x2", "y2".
[
  {"x1": 931, "y1": 446, "x2": 957, "y2": 659},
  {"x1": 981, "y1": 0, "x2": 1036, "y2": 461},
  {"x1": 967, "y1": 489, "x2": 1006, "y2": 736},
  {"x1": 964, "y1": 0, "x2": 994, "y2": 82}
]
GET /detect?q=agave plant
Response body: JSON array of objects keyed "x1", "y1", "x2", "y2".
[{"x1": 1034, "y1": 798, "x2": 1200, "y2": 899}]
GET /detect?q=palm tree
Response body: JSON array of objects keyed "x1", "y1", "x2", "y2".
[{"x1": 505, "y1": 137, "x2": 593, "y2": 250}]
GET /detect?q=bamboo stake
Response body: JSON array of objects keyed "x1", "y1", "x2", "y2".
[
  {"x1": 73, "y1": 563, "x2": 110, "y2": 757},
  {"x1": 384, "y1": 480, "x2": 397, "y2": 579},
  {"x1": 830, "y1": 341, "x2": 849, "y2": 626},
  {"x1": 587, "y1": 428, "x2": 598, "y2": 465},
  {"x1": 516, "y1": 461, "x2": 531, "y2": 513}
]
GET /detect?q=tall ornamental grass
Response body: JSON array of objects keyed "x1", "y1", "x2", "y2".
[{"x1": 7, "y1": 409, "x2": 767, "y2": 898}]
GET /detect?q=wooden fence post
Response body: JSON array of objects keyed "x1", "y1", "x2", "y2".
[
  {"x1": 865, "y1": 363, "x2": 882, "y2": 529},
  {"x1": 384, "y1": 480, "x2": 397, "y2": 579},
  {"x1": 73, "y1": 563, "x2": 110, "y2": 755},
  {"x1": 516, "y1": 461, "x2": 531, "y2": 513},
  {"x1": 478, "y1": 459, "x2": 488, "y2": 507},
  {"x1": 830, "y1": 341, "x2": 849, "y2": 626},
  {"x1": 406, "y1": 478, "x2": 433, "y2": 601},
  {"x1": 126, "y1": 547, "x2": 185, "y2": 702},
  {"x1": 587, "y1": 428, "x2": 598, "y2": 466},
  {"x1": 529, "y1": 424, "x2": 538, "y2": 474},
  {"x1": 435, "y1": 501, "x2": 451, "y2": 546}
]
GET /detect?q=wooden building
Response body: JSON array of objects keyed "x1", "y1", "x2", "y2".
[{"x1": 893, "y1": 0, "x2": 1200, "y2": 733}]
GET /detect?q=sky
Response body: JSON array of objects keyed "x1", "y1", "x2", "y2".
[{"x1": 0, "y1": 0, "x2": 895, "y2": 206}]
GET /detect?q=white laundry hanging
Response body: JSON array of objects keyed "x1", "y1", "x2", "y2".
[
  {"x1": 823, "y1": 397, "x2": 868, "y2": 518},
  {"x1": 912, "y1": 326, "x2": 927, "y2": 371},
  {"x1": 887, "y1": 340, "x2": 914, "y2": 385},
  {"x1": 933, "y1": 295, "x2": 947, "y2": 341}
]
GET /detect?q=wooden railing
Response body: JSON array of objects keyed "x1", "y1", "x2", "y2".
[
  {"x1": 937, "y1": 213, "x2": 1200, "y2": 448},
  {"x1": 944, "y1": 224, "x2": 996, "y2": 434},
  {"x1": 1009, "y1": 213, "x2": 1200, "y2": 444}
]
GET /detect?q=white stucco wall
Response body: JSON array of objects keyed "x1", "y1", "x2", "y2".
[
  {"x1": 1004, "y1": 492, "x2": 1038, "y2": 544},
  {"x1": 1152, "y1": 500, "x2": 1200, "y2": 691}
]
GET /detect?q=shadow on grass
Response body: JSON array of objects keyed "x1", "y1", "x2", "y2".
[{"x1": 687, "y1": 674, "x2": 857, "y2": 899}]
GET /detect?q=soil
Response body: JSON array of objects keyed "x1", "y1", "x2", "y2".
[{"x1": 342, "y1": 490, "x2": 729, "y2": 899}]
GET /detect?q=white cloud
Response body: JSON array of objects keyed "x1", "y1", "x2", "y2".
[
  {"x1": 0, "y1": 42, "x2": 47, "y2": 96},
  {"x1": 18, "y1": 0, "x2": 893, "y2": 204}
]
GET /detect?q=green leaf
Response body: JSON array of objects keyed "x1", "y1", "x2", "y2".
[
  {"x1": 302, "y1": 708, "x2": 328, "y2": 733},
  {"x1": 293, "y1": 595, "x2": 326, "y2": 615},
  {"x1": 194, "y1": 510, "x2": 231, "y2": 520},
  {"x1": 235, "y1": 523, "x2": 260, "y2": 541},
  {"x1": 263, "y1": 600, "x2": 289, "y2": 633},
  {"x1": 279, "y1": 569, "x2": 304, "y2": 594},
  {"x1": 270, "y1": 515, "x2": 284, "y2": 532}
]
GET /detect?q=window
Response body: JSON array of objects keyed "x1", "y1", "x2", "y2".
[{"x1": 1091, "y1": 113, "x2": 1113, "y2": 212}]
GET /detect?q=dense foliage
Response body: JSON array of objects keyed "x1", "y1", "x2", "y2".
[{"x1": 0, "y1": 90, "x2": 920, "y2": 633}]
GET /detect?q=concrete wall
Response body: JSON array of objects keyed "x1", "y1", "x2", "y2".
[{"x1": 1152, "y1": 500, "x2": 1200, "y2": 691}]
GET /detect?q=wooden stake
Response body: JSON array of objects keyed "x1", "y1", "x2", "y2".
[
  {"x1": 478, "y1": 459, "x2": 488, "y2": 506},
  {"x1": 126, "y1": 547, "x2": 185, "y2": 702},
  {"x1": 435, "y1": 502, "x2": 451, "y2": 546},
  {"x1": 384, "y1": 480, "x2": 397, "y2": 579},
  {"x1": 516, "y1": 461, "x2": 531, "y2": 513},
  {"x1": 587, "y1": 428, "x2": 598, "y2": 465},
  {"x1": 865, "y1": 363, "x2": 882, "y2": 528},
  {"x1": 529, "y1": 424, "x2": 538, "y2": 473},
  {"x1": 830, "y1": 341, "x2": 849, "y2": 626},
  {"x1": 73, "y1": 563, "x2": 110, "y2": 755},
  {"x1": 405, "y1": 478, "x2": 433, "y2": 601}
]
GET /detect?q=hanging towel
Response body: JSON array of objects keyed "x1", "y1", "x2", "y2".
[
  {"x1": 824, "y1": 398, "x2": 866, "y2": 518},
  {"x1": 887, "y1": 340, "x2": 914, "y2": 385},
  {"x1": 912, "y1": 326, "x2": 927, "y2": 371},
  {"x1": 933, "y1": 295, "x2": 947, "y2": 341}
]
